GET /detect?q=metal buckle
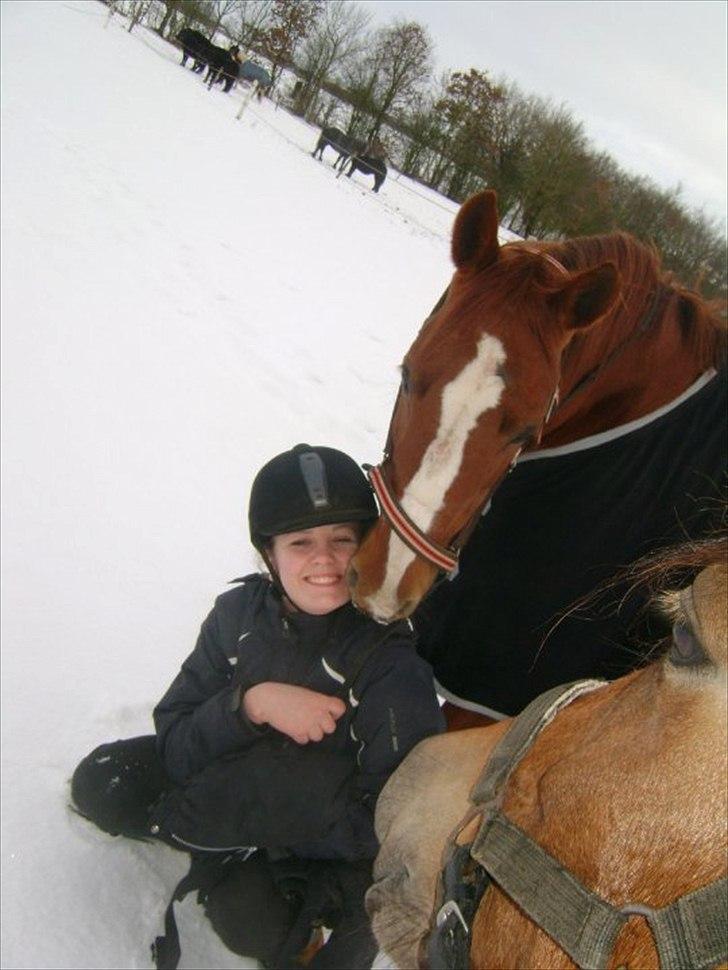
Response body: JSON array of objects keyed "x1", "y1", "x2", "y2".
[{"x1": 435, "y1": 899, "x2": 469, "y2": 934}]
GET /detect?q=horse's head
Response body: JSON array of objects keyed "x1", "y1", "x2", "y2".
[
  {"x1": 350, "y1": 190, "x2": 620, "y2": 621},
  {"x1": 368, "y1": 538, "x2": 728, "y2": 969}
]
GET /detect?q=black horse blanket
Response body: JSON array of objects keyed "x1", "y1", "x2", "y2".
[{"x1": 414, "y1": 370, "x2": 727, "y2": 717}]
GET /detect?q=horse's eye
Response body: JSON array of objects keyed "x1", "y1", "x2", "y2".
[
  {"x1": 400, "y1": 365, "x2": 411, "y2": 394},
  {"x1": 668, "y1": 621, "x2": 709, "y2": 668},
  {"x1": 510, "y1": 425, "x2": 536, "y2": 447}
]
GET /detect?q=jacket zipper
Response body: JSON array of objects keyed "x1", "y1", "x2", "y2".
[{"x1": 169, "y1": 832, "x2": 258, "y2": 854}]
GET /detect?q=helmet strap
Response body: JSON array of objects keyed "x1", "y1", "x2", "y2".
[{"x1": 260, "y1": 545, "x2": 304, "y2": 614}]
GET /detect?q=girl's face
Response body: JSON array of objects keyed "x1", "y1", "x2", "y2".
[{"x1": 268, "y1": 522, "x2": 361, "y2": 615}]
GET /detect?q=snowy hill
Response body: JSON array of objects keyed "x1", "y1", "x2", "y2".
[{"x1": 1, "y1": 3, "x2": 510, "y2": 966}]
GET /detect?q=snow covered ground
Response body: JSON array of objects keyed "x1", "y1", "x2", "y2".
[{"x1": 1, "y1": 3, "x2": 514, "y2": 966}]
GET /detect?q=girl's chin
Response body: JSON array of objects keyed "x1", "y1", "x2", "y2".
[{"x1": 301, "y1": 586, "x2": 350, "y2": 614}]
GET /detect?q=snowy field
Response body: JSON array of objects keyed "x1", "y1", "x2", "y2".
[{"x1": 0, "y1": 3, "x2": 515, "y2": 967}]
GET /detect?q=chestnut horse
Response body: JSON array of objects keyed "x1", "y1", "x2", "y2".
[
  {"x1": 367, "y1": 537, "x2": 728, "y2": 970},
  {"x1": 350, "y1": 190, "x2": 726, "y2": 721}
]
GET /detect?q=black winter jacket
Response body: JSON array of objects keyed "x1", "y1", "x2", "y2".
[{"x1": 153, "y1": 575, "x2": 445, "y2": 860}]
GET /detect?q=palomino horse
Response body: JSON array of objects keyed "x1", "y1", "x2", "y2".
[
  {"x1": 350, "y1": 190, "x2": 726, "y2": 721},
  {"x1": 367, "y1": 537, "x2": 728, "y2": 969}
]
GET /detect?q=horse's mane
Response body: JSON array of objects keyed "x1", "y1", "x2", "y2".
[
  {"x1": 506, "y1": 232, "x2": 727, "y2": 372},
  {"x1": 623, "y1": 532, "x2": 728, "y2": 597}
]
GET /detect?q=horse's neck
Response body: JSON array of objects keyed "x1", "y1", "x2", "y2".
[{"x1": 541, "y1": 291, "x2": 707, "y2": 448}]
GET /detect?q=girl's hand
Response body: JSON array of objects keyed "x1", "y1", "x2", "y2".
[{"x1": 243, "y1": 682, "x2": 346, "y2": 744}]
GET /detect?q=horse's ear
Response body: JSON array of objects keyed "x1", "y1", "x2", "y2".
[
  {"x1": 451, "y1": 191, "x2": 500, "y2": 271},
  {"x1": 559, "y1": 263, "x2": 620, "y2": 332}
]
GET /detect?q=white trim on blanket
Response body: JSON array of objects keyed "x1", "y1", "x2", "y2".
[
  {"x1": 435, "y1": 678, "x2": 509, "y2": 721},
  {"x1": 519, "y1": 369, "x2": 718, "y2": 463}
]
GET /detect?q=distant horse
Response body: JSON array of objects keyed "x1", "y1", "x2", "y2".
[
  {"x1": 206, "y1": 44, "x2": 241, "y2": 93},
  {"x1": 368, "y1": 536, "x2": 728, "y2": 970},
  {"x1": 177, "y1": 28, "x2": 212, "y2": 73},
  {"x1": 239, "y1": 60, "x2": 271, "y2": 93},
  {"x1": 312, "y1": 127, "x2": 366, "y2": 171},
  {"x1": 346, "y1": 154, "x2": 387, "y2": 193},
  {"x1": 349, "y1": 190, "x2": 726, "y2": 720}
]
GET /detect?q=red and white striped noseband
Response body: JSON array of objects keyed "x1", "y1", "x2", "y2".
[{"x1": 366, "y1": 464, "x2": 459, "y2": 573}]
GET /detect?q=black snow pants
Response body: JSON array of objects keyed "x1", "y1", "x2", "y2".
[{"x1": 70, "y1": 736, "x2": 378, "y2": 969}]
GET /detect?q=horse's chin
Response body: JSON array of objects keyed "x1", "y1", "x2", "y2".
[
  {"x1": 351, "y1": 591, "x2": 417, "y2": 625},
  {"x1": 350, "y1": 549, "x2": 438, "y2": 623}
]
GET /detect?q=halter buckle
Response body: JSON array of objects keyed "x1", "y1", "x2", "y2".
[{"x1": 435, "y1": 899, "x2": 469, "y2": 933}]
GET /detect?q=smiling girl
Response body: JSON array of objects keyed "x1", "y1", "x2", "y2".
[{"x1": 72, "y1": 443, "x2": 444, "y2": 969}]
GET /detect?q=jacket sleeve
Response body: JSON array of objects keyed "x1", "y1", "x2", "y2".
[
  {"x1": 154, "y1": 597, "x2": 265, "y2": 784},
  {"x1": 292, "y1": 639, "x2": 446, "y2": 860}
]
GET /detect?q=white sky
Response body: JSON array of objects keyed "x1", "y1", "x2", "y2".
[{"x1": 357, "y1": 0, "x2": 728, "y2": 228}]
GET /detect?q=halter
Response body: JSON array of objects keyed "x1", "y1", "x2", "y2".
[
  {"x1": 367, "y1": 376, "x2": 558, "y2": 576},
  {"x1": 368, "y1": 254, "x2": 671, "y2": 575},
  {"x1": 427, "y1": 680, "x2": 728, "y2": 970},
  {"x1": 366, "y1": 464, "x2": 459, "y2": 572}
]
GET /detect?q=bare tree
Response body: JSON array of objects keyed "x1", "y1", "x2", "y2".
[
  {"x1": 153, "y1": 0, "x2": 185, "y2": 37},
  {"x1": 201, "y1": 0, "x2": 242, "y2": 41},
  {"x1": 341, "y1": 53, "x2": 379, "y2": 136},
  {"x1": 231, "y1": 0, "x2": 275, "y2": 54},
  {"x1": 294, "y1": 0, "x2": 370, "y2": 120},
  {"x1": 503, "y1": 100, "x2": 595, "y2": 238},
  {"x1": 126, "y1": 0, "x2": 153, "y2": 32},
  {"x1": 429, "y1": 68, "x2": 505, "y2": 199},
  {"x1": 396, "y1": 81, "x2": 444, "y2": 180},
  {"x1": 349, "y1": 20, "x2": 433, "y2": 140},
  {"x1": 260, "y1": 0, "x2": 324, "y2": 89}
]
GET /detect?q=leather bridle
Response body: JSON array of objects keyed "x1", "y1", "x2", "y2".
[{"x1": 366, "y1": 386, "x2": 556, "y2": 575}]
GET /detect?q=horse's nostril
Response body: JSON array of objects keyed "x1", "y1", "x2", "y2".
[{"x1": 348, "y1": 565, "x2": 359, "y2": 589}]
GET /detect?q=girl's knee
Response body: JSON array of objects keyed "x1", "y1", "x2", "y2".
[{"x1": 70, "y1": 736, "x2": 164, "y2": 838}]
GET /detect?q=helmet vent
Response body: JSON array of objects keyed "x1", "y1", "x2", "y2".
[{"x1": 298, "y1": 452, "x2": 329, "y2": 509}]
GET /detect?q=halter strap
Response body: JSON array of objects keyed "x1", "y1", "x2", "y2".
[
  {"x1": 428, "y1": 679, "x2": 728, "y2": 970},
  {"x1": 366, "y1": 384, "x2": 553, "y2": 574},
  {"x1": 366, "y1": 464, "x2": 459, "y2": 572},
  {"x1": 519, "y1": 247, "x2": 570, "y2": 278}
]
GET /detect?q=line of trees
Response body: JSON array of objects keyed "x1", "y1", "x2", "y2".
[{"x1": 108, "y1": 0, "x2": 726, "y2": 297}]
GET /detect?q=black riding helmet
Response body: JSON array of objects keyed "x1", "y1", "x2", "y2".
[{"x1": 248, "y1": 444, "x2": 378, "y2": 553}]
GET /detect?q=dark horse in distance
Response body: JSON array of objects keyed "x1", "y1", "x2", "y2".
[
  {"x1": 346, "y1": 154, "x2": 387, "y2": 192},
  {"x1": 312, "y1": 127, "x2": 366, "y2": 171},
  {"x1": 176, "y1": 28, "x2": 240, "y2": 93}
]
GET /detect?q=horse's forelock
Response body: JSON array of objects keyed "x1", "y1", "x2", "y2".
[{"x1": 630, "y1": 534, "x2": 728, "y2": 596}]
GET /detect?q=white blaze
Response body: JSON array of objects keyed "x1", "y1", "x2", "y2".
[{"x1": 366, "y1": 333, "x2": 507, "y2": 619}]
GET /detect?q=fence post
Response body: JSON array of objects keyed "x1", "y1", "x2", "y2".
[{"x1": 236, "y1": 82, "x2": 258, "y2": 121}]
